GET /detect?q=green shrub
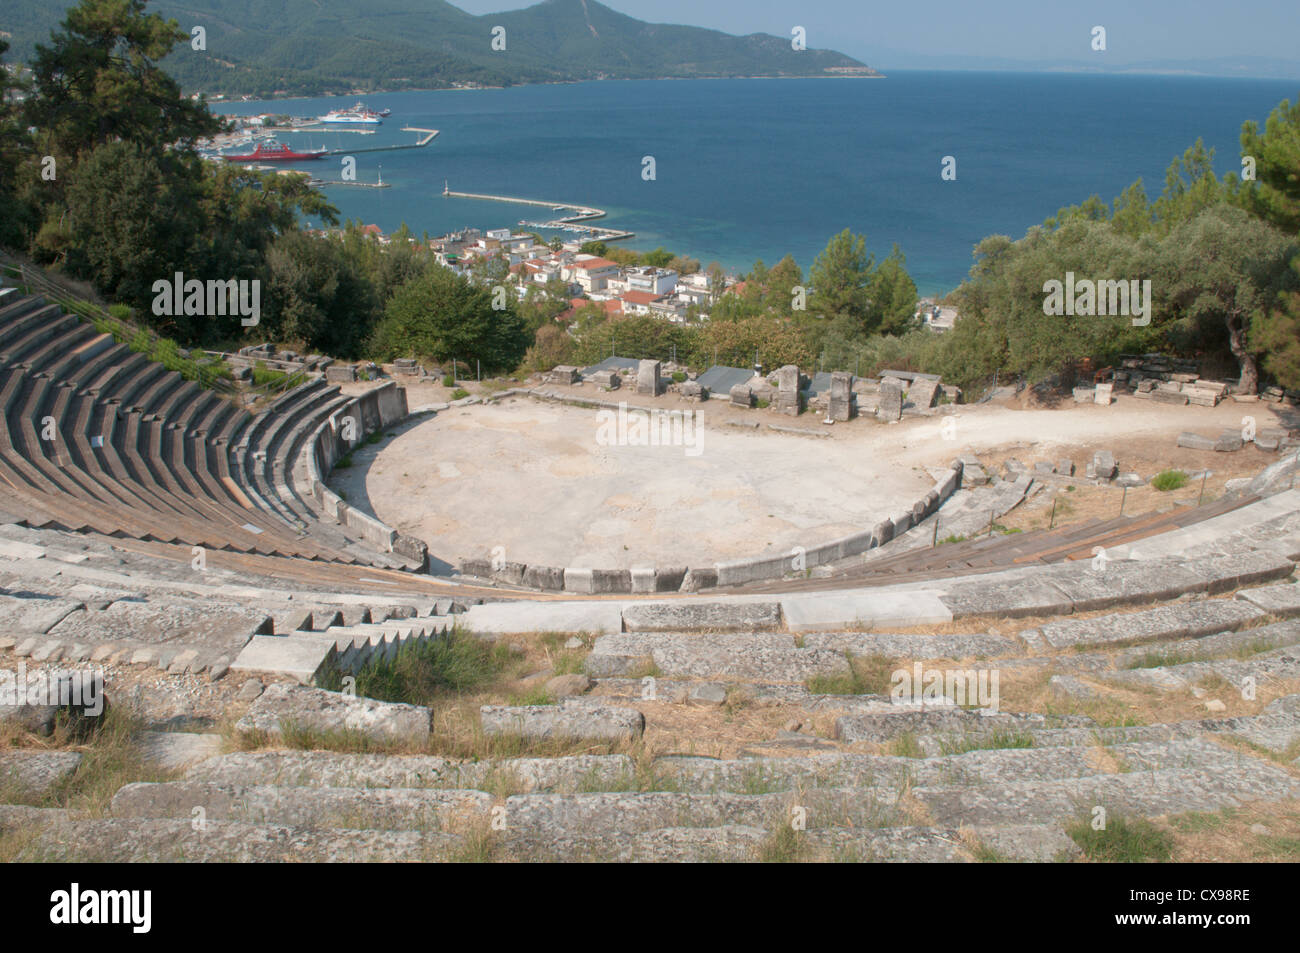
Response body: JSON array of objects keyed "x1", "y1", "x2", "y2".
[
  {"x1": 672, "y1": 371, "x2": 687, "y2": 383},
  {"x1": 1151, "y1": 469, "x2": 1189, "y2": 491},
  {"x1": 442, "y1": 374, "x2": 455, "y2": 387},
  {"x1": 251, "y1": 362, "x2": 287, "y2": 388},
  {"x1": 451, "y1": 388, "x2": 470, "y2": 400},
  {"x1": 354, "y1": 628, "x2": 513, "y2": 706}
]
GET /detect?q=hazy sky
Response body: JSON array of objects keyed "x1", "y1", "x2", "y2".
[{"x1": 451, "y1": 0, "x2": 1300, "y2": 66}]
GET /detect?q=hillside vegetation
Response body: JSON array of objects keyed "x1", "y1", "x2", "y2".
[{"x1": 2, "y1": 0, "x2": 877, "y2": 97}]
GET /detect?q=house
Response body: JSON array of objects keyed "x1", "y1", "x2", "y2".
[
  {"x1": 649, "y1": 295, "x2": 690, "y2": 322},
  {"x1": 618, "y1": 290, "x2": 662, "y2": 315},
  {"x1": 564, "y1": 256, "x2": 622, "y2": 294},
  {"x1": 680, "y1": 272, "x2": 714, "y2": 291},
  {"x1": 626, "y1": 266, "x2": 678, "y2": 296}
]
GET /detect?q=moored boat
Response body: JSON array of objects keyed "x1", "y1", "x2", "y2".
[{"x1": 222, "y1": 140, "x2": 328, "y2": 162}]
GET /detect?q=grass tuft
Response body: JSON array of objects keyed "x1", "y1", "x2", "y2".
[{"x1": 1066, "y1": 813, "x2": 1174, "y2": 863}]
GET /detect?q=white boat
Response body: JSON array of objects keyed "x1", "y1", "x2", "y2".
[
  {"x1": 319, "y1": 103, "x2": 382, "y2": 125},
  {"x1": 320, "y1": 111, "x2": 381, "y2": 125}
]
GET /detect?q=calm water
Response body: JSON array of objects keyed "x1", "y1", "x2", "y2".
[{"x1": 217, "y1": 72, "x2": 1299, "y2": 295}]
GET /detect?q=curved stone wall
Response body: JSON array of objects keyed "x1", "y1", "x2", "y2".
[
  {"x1": 297, "y1": 380, "x2": 429, "y2": 569},
  {"x1": 458, "y1": 456, "x2": 965, "y2": 593}
]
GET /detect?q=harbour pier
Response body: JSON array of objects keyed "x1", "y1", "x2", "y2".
[{"x1": 443, "y1": 186, "x2": 634, "y2": 241}]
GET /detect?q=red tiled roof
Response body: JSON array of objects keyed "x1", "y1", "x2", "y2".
[
  {"x1": 573, "y1": 258, "x2": 620, "y2": 271},
  {"x1": 620, "y1": 291, "x2": 661, "y2": 306}
]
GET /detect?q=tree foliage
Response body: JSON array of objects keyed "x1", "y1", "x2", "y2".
[{"x1": 370, "y1": 262, "x2": 528, "y2": 373}]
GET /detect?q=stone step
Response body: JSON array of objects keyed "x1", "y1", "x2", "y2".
[
  {"x1": 0, "y1": 750, "x2": 82, "y2": 798},
  {"x1": 981, "y1": 698, "x2": 1300, "y2": 753},
  {"x1": 653, "y1": 736, "x2": 1246, "y2": 793},
  {"x1": 834, "y1": 708, "x2": 1095, "y2": 744},
  {"x1": 621, "y1": 601, "x2": 782, "y2": 632},
  {"x1": 480, "y1": 702, "x2": 644, "y2": 742},
  {"x1": 1237, "y1": 581, "x2": 1300, "y2": 617},
  {"x1": 1101, "y1": 645, "x2": 1300, "y2": 693},
  {"x1": 17, "y1": 818, "x2": 458, "y2": 862},
  {"x1": 1022, "y1": 599, "x2": 1265, "y2": 651},
  {"x1": 801, "y1": 631, "x2": 1020, "y2": 659},
  {"x1": 503, "y1": 822, "x2": 1001, "y2": 863},
  {"x1": 500, "y1": 787, "x2": 905, "y2": 851},
  {"x1": 914, "y1": 758, "x2": 1300, "y2": 828},
  {"x1": 585, "y1": 632, "x2": 850, "y2": 682},
  {"x1": 183, "y1": 750, "x2": 635, "y2": 793},
  {"x1": 134, "y1": 731, "x2": 223, "y2": 772},
  {"x1": 110, "y1": 781, "x2": 492, "y2": 830},
  {"x1": 234, "y1": 683, "x2": 430, "y2": 744}
]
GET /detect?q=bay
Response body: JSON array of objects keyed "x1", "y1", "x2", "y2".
[{"x1": 217, "y1": 72, "x2": 1299, "y2": 295}]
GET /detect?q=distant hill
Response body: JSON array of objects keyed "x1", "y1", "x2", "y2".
[{"x1": 3, "y1": 0, "x2": 879, "y2": 98}]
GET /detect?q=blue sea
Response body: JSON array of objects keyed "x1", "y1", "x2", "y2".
[{"x1": 216, "y1": 72, "x2": 1299, "y2": 295}]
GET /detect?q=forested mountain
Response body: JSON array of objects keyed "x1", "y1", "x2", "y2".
[{"x1": 2, "y1": 0, "x2": 878, "y2": 97}]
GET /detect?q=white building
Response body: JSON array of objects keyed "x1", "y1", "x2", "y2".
[
  {"x1": 626, "y1": 267, "x2": 677, "y2": 296},
  {"x1": 564, "y1": 256, "x2": 622, "y2": 294}
]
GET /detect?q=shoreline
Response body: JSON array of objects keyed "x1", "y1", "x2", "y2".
[{"x1": 203, "y1": 73, "x2": 886, "y2": 107}]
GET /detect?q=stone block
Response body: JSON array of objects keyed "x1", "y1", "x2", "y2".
[
  {"x1": 622, "y1": 601, "x2": 782, "y2": 633},
  {"x1": 636, "y1": 359, "x2": 663, "y2": 397},
  {"x1": 1214, "y1": 430, "x2": 1244, "y2": 452},
  {"x1": 1178, "y1": 432, "x2": 1217, "y2": 451},
  {"x1": 480, "y1": 703, "x2": 644, "y2": 742},
  {"x1": 1094, "y1": 383, "x2": 1114, "y2": 405},
  {"x1": 828, "y1": 371, "x2": 856, "y2": 421},
  {"x1": 230, "y1": 635, "x2": 336, "y2": 685},
  {"x1": 1092, "y1": 450, "x2": 1118, "y2": 480},
  {"x1": 679, "y1": 568, "x2": 718, "y2": 592},
  {"x1": 876, "y1": 377, "x2": 903, "y2": 422},
  {"x1": 236, "y1": 684, "x2": 431, "y2": 743},
  {"x1": 546, "y1": 365, "x2": 580, "y2": 385},
  {"x1": 909, "y1": 377, "x2": 941, "y2": 409},
  {"x1": 523, "y1": 565, "x2": 566, "y2": 591}
]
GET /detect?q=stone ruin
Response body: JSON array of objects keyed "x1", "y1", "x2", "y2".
[
  {"x1": 636, "y1": 359, "x2": 663, "y2": 397},
  {"x1": 325, "y1": 363, "x2": 358, "y2": 383},
  {"x1": 730, "y1": 383, "x2": 754, "y2": 407},
  {"x1": 679, "y1": 380, "x2": 705, "y2": 401},
  {"x1": 908, "y1": 377, "x2": 941, "y2": 409},
  {"x1": 776, "y1": 365, "x2": 801, "y2": 416},
  {"x1": 6, "y1": 266, "x2": 1300, "y2": 866},
  {"x1": 546, "y1": 365, "x2": 580, "y2": 386},
  {"x1": 590, "y1": 369, "x2": 620, "y2": 391},
  {"x1": 828, "y1": 371, "x2": 856, "y2": 421},
  {"x1": 876, "y1": 377, "x2": 904, "y2": 422}
]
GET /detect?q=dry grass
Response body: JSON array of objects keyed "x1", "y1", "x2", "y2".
[{"x1": 1163, "y1": 801, "x2": 1300, "y2": 862}]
